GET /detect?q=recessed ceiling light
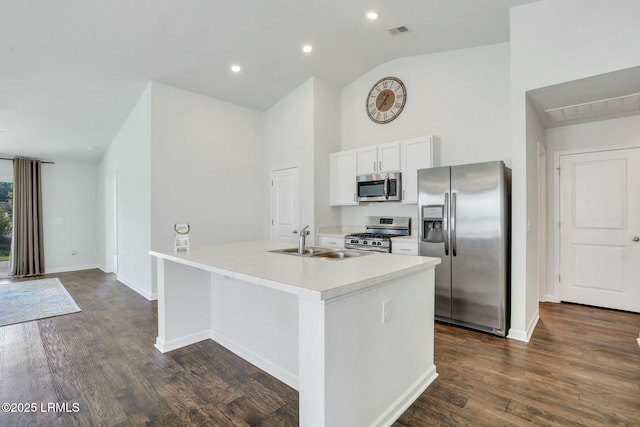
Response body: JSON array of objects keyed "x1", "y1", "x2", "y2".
[
  {"x1": 302, "y1": 45, "x2": 313, "y2": 53},
  {"x1": 366, "y1": 11, "x2": 379, "y2": 20},
  {"x1": 230, "y1": 64, "x2": 241, "y2": 73},
  {"x1": 86, "y1": 145, "x2": 95, "y2": 151}
]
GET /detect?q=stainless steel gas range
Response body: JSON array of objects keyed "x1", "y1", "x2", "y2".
[{"x1": 344, "y1": 216, "x2": 411, "y2": 253}]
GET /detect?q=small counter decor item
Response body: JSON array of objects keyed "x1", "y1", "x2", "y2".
[{"x1": 174, "y1": 223, "x2": 190, "y2": 251}]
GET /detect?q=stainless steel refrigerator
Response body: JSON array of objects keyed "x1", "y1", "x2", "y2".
[{"x1": 418, "y1": 161, "x2": 511, "y2": 336}]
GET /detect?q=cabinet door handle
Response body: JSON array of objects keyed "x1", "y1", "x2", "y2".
[
  {"x1": 373, "y1": 161, "x2": 376, "y2": 172},
  {"x1": 379, "y1": 160, "x2": 382, "y2": 171}
]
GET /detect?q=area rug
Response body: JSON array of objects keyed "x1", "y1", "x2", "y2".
[{"x1": 0, "y1": 278, "x2": 81, "y2": 327}]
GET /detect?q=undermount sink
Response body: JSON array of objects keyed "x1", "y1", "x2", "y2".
[
  {"x1": 270, "y1": 246, "x2": 332, "y2": 257},
  {"x1": 269, "y1": 247, "x2": 373, "y2": 260},
  {"x1": 314, "y1": 250, "x2": 371, "y2": 259}
]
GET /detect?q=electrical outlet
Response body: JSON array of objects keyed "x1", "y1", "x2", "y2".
[{"x1": 382, "y1": 299, "x2": 392, "y2": 323}]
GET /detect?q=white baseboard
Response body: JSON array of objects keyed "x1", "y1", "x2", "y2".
[
  {"x1": 373, "y1": 365, "x2": 438, "y2": 427},
  {"x1": 210, "y1": 329, "x2": 299, "y2": 390},
  {"x1": 117, "y1": 275, "x2": 157, "y2": 301},
  {"x1": 155, "y1": 327, "x2": 299, "y2": 389},
  {"x1": 508, "y1": 312, "x2": 540, "y2": 342},
  {"x1": 154, "y1": 330, "x2": 211, "y2": 353},
  {"x1": 543, "y1": 294, "x2": 561, "y2": 303},
  {"x1": 45, "y1": 264, "x2": 101, "y2": 274}
]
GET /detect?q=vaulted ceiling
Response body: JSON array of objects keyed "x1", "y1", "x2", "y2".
[{"x1": 0, "y1": 0, "x2": 538, "y2": 161}]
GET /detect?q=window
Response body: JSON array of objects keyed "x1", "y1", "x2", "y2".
[{"x1": 0, "y1": 181, "x2": 12, "y2": 276}]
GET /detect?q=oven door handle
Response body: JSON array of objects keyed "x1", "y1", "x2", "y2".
[
  {"x1": 384, "y1": 174, "x2": 389, "y2": 200},
  {"x1": 361, "y1": 246, "x2": 390, "y2": 253}
]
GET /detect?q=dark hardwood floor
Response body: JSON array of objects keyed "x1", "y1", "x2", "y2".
[{"x1": 1, "y1": 269, "x2": 638, "y2": 426}]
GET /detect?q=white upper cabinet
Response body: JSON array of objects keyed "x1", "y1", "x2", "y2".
[
  {"x1": 357, "y1": 142, "x2": 400, "y2": 175},
  {"x1": 330, "y1": 149, "x2": 359, "y2": 206},
  {"x1": 330, "y1": 137, "x2": 433, "y2": 206},
  {"x1": 357, "y1": 146, "x2": 378, "y2": 175},
  {"x1": 401, "y1": 136, "x2": 434, "y2": 204},
  {"x1": 379, "y1": 142, "x2": 401, "y2": 172}
]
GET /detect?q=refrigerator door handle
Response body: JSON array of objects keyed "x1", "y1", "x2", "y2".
[
  {"x1": 444, "y1": 193, "x2": 449, "y2": 256},
  {"x1": 452, "y1": 192, "x2": 457, "y2": 256}
]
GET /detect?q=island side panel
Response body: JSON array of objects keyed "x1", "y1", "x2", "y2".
[
  {"x1": 298, "y1": 267, "x2": 437, "y2": 427},
  {"x1": 209, "y1": 273, "x2": 299, "y2": 389},
  {"x1": 155, "y1": 258, "x2": 213, "y2": 352}
]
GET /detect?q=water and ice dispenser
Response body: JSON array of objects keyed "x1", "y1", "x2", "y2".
[{"x1": 422, "y1": 205, "x2": 445, "y2": 243}]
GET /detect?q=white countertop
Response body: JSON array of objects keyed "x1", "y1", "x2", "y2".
[{"x1": 150, "y1": 240, "x2": 440, "y2": 301}]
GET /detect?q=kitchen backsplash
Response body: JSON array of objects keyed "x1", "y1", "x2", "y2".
[{"x1": 340, "y1": 203, "x2": 419, "y2": 235}]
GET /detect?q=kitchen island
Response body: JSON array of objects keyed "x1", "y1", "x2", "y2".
[{"x1": 150, "y1": 241, "x2": 440, "y2": 427}]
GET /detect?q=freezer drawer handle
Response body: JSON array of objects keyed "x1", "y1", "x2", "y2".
[
  {"x1": 444, "y1": 193, "x2": 449, "y2": 256},
  {"x1": 452, "y1": 192, "x2": 457, "y2": 256}
]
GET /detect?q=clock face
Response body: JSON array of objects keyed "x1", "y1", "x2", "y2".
[{"x1": 366, "y1": 77, "x2": 406, "y2": 124}]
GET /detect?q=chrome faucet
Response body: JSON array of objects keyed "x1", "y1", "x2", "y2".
[{"x1": 297, "y1": 225, "x2": 310, "y2": 254}]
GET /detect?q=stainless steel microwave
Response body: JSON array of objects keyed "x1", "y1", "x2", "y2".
[{"x1": 357, "y1": 172, "x2": 402, "y2": 202}]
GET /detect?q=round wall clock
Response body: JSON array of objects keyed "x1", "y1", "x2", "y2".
[{"x1": 366, "y1": 77, "x2": 407, "y2": 124}]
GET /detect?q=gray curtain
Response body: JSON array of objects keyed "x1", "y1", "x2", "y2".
[{"x1": 10, "y1": 158, "x2": 44, "y2": 277}]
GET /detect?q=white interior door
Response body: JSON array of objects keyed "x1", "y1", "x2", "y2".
[
  {"x1": 559, "y1": 148, "x2": 640, "y2": 312},
  {"x1": 270, "y1": 167, "x2": 300, "y2": 242}
]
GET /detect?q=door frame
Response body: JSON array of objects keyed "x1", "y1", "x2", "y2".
[
  {"x1": 553, "y1": 144, "x2": 640, "y2": 301},
  {"x1": 112, "y1": 171, "x2": 118, "y2": 274},
  {"x1": 537, "y1": 142, "x2": 547, "y2": 302}
]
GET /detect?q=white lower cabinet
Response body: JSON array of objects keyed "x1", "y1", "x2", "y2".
[
  {"x1": 391, "y1": 240, "x2": 418, "y2": 255},
  {"x1": 317, "y1": 235, "x2": 345, "y2": 248}
]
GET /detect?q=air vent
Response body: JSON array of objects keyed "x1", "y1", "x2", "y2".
[
  {"x1": 544, "y1": 92, "x2": 640, "y2": 124},
  {"x1": 387, "y1": 26, "x2": 409, "y2": 35}
]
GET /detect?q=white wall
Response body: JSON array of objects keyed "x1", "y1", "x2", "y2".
[
  {"x1": 312, "y1": 78, "x2": 342, "y2": 232},
  {"x1": 340, "y1": 43, "x2": 512, "y2": 229},
  {"x1": 43, "y1": 160, "x2": 99, "y2": 273},
  {"x1": 523, "y1": 98, "x2": 546, "y2": 332},
  {"x1": 150, "y1": 83, "x2": 263, "y2": 251},
  {"x1": 0, "y1": 161, "x2": 12, "y2": 182},
  {"x1": 263, "y1": 77, "x2": 343, "y2": 243},
  {"x1": 99, "y1": 84, "x2": 152, "y2": 298},
  {"x1": 544, "y1": 115, "x2": 640, "y2": 300},
  {"x1": 510, "y1": 0, "x2": 640, "y2": 341},
  {"x1": 263, "y1": 78, "x2": 315, "y2": 241}
]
